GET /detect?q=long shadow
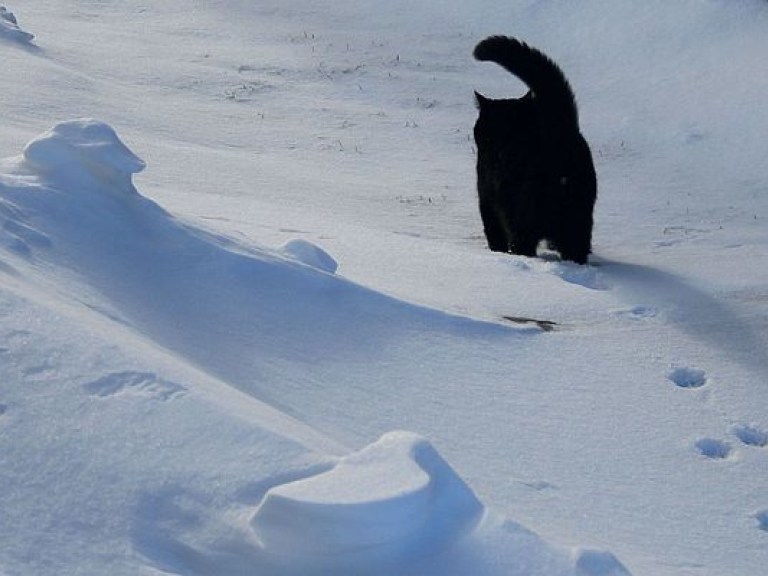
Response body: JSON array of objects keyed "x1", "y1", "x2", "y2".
[{"x1": 597, "y1": 257, "x2": 768, "y2": 377}]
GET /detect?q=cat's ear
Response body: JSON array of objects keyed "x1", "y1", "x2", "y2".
[{"x1": 474, "y1": 91, "x2": 489, "y2": 109}]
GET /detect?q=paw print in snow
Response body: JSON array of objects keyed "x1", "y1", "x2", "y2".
[
  {"x1": 755, "y1": 510, "x2": 768, "y2": 532},
  {"x1": 694, "y1": 438, "x2": 732, "y2": 460},
  {"x1": 731, "y1": 424, "x2": 767, "y2": 448},
  {"x1": 83, "y1": 371, "x2": 186, "y2": 401},
  {"x1": 669, "y1": 367, "x2": 707, "y2": 389}
]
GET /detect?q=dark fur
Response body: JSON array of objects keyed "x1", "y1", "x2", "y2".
[{"x1": 473, "y1": 36, "x2": 597, "y2": 264}]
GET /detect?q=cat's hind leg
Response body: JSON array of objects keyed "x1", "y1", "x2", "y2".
[{"x1": 479, "y1": 201, "x2": 509, "y2": 252}]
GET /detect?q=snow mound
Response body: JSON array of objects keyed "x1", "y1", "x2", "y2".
[
  {"x1": 281, "y1": 239, "x2": 338, "y2": 274},
  {"x1": 251, "y1": 431, "x2": 483, "y2": 567},
  {"x1": 0, "y1": 6, "x2": 33, "y2": 43},
  {"x1": 23, "y1": 119, "x2": 145, "y2": 194}
]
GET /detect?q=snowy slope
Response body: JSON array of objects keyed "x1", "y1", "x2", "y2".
[{"x1": 2, "y1": 1, "x2": 768, "y2": 575}]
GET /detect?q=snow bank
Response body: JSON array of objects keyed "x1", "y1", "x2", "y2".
[
  {"x1": 252, "y1": 431, "x2": 482, "y2": 569},
  {"x1": 0, "y1": 6, "x2": 33, "y2": 43}
]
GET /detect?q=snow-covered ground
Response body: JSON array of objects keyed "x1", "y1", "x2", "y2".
[{"x1": 1, "y1": 2, "x2": 767, "y2": 575}]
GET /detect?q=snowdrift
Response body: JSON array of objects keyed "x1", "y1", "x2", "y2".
[
  {"x1": 0, "y1": 121, "x2": 630, "y2": 575},
  {"x1": 1, "y1": 119, "x2": 511, "y2": 403}
]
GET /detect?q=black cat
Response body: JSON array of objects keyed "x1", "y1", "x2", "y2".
[{"x1": 473, "y1": 36, "x2": 597, "y2": 264}]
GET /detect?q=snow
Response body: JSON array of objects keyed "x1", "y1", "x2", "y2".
[{"x1": 1, "y1": 1, "x2": 768, "y2": 575}]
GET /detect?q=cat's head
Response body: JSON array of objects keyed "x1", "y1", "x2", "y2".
[{"x1": 473, "y1": 91, "x2": 537, "y2": 160}]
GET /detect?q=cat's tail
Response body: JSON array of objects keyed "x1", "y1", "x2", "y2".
[{"x1": 474, "y1": 36, "x2": 579, "y2": 126}]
